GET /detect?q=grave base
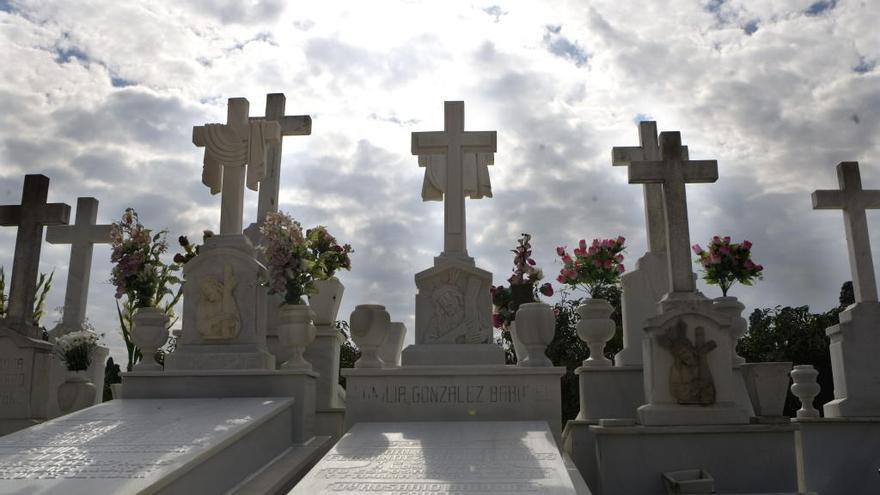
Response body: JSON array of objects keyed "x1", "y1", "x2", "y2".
[
  {"x1": 575, "y1": 365, "x2": 643, "y2": 421},
  {"x1": 562, "y1": 419, "x2": 600, "y2": 493},
  {"x1": 794, "y1": 417, "x2": 880, "y2": 495},
  {"x1": 342, "y1": 365, "x2": 565, "y2": 440},
  {"x1": 315, "y1": 407, "x2": 346, "y2": 439},
  {"x1": 122, "y1": 369, "x2": 317, "y2": 443},
  {"x1": 401, "y1": 343, "x2": 505, "y2": 365},
  {"x1": 591, "y1": 422, "x2": 799, "y2": 494}
]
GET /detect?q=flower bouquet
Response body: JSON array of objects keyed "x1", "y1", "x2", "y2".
[
  {"x1": 55, "y1": 329, "x2": 100, "y2": 372},
  {"x1": 691, "y1": 236, "x2": 763, "y2": 297}
]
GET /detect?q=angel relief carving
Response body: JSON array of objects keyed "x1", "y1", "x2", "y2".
[
  {"x1": 426, "y1": 269, "x2": 490, "y2": 344},
  {"x1": 196, "y1": 265, "x2": 241, "y2": 340}
]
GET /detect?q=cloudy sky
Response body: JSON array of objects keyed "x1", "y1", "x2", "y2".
[{"x1": 1, "y1": 0, "x2": 878, "y2": 363}]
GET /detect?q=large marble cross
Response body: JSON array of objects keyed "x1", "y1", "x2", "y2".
[
  {"x1": 411, "y1": 101, "x2": 496, "y2": 257},
  {"x1": 193, "y1": 98, "x2": 281, "y2": 235},
  {"x1": 812, "y1": 162, "x2": 880, "y2": 303},
  {"x1": 251, "y1": 93, "x2": 312, "y2": 225},
  {"x1": 628, "y1": 132, "x2": 718, "y2": 293},
  {"x1": 0, "y1": 175, "x2": 70, "y2": 331},
  {"x1": 612, "y1": 121, "x2": 689, "y2": 254},
  {"x1": 45, "y1": 197, "x2": 112, "y2": 332}
]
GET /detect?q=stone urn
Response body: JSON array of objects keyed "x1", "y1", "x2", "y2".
[
  {"x1": 740, "y1": 362, "x2": 793, "y2": 417},
  {"x1": 309, "y1": 277, "x2": 345, "y2": 326},
  {"x1": 514, "y1": 302, "x2": 555, "y2": 367},
  {"x1": 277, "y1": 304, "x2": 317, "y2": 370},
  {"x1": 790, "y1": 364, "x2": 821, "y2": 418},
  {"x1": 57, "y1": 370, "x2": 96, "y2": 414},
  {"x1": 131, "y1": 307, "x2": 170, "y2": 371},
  {"x1": 713, "y1": 296, "x2": 748, "y2": 365},
  {"x1": 379, "y1": 322, "x2": 407, "y2": 368},
  {"x1": 507, "y1": 321, "x2": 529, "y2": 366},
  {"x1": 576, "y1": 298, "x2": 615, "y2": 367},
  {"x1": 350, "y1": 304, "x2": 390, "y2": 368}
]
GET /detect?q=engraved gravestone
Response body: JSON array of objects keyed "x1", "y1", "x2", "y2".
[
  {"x1": 0, "y1": 397, "x2": 296, "y2": 494},
  {"x1": 402, "y1": 101, "x2": 504, "y2": 366},
  {"x1": 291, "y1": 421, "x2": 577, "y2": 494}
]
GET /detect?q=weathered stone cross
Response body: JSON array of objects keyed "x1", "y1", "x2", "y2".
[
  {"x1": 812, "y1": 162, "x2": 880, "y2": 303},
  {"x1": 250, "y1": 93, "x2": 312, "y2": 225},
  {"x1": 0, "y1": 175, "x2": 70, "y2": 333},
  {"x1": 193, "y1": 98, "x2": 281, "y2": 235},
  {"x1": 412, "y1": 101, "x2": 496, "y2": 258},
  {"x1": 612, "y1": 121, "x2": 689, "y2": 254},
  {"x1": 628, "y1": 132, "x2": 718, "y2": 293},
  {"x1": 45, "y1": 197, "x2": 112, "y2": 332}
]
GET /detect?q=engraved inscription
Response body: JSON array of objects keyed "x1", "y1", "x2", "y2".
[{"x1": 360, "y1": 384, "x2": 528, "y2": 405}]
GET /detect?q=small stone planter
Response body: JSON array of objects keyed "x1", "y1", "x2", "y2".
[
  {"x1": 131, "y1": 307, "x2": 169, "y2": 371},
  {"x1": 57, "y1": 370, "x2": 96, "y2": 414},
  {"x1": 277, "y1": 304, "x2": 317, "y2": 370},
  {"x1": 350, "y1": 304, "x2": 391, "y2": 368},
  {"x1": 514, "y1": 302, "x2": 555, "y2": 367},
  {"x1": 740, "y1": 362, "x2": 792, "y2": 417},
  {"x1": 576, "y1": 298, "x2": 615, "y2": 367},
  {"x1": 309, "y1": 277, "x2": 345, "y2": 326}
]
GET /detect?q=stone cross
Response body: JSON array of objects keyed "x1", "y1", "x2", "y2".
[
  {"x1": 45, "y1": 197, "x2": 112, "y2": 331},
  {"x1": 628, "y1": 132, "x2": 718, "y2": 293},
  {"x1": 0, "y1": 175, "x2": 70, "y2": 332},
  {"x1": 812, "y1": 162, "x2": 880, "y2": 303},
  {"x1": 250, "y1": 93, "x2": 312, "y2": 225},
  {"x1": 612, "y1": 121, "x2": 689, "y2": 253},
  {"x1": 412, "y1": 101, "x2": 496, "y2": 258},
  {"x1": 193, "y1": 98, "x2": 281, "y2": 235}
]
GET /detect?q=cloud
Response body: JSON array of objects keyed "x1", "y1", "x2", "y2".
[{"x1": 542, "y1": 25, "x2": 589, "y2": 67}]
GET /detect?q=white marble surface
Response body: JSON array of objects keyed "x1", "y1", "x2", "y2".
[
  {"x1": 291, "y1": 421, "x2": 576, "y2": 494},
  {"x1": 0, "y1": 397, "x2": 292, "y2": 494}
]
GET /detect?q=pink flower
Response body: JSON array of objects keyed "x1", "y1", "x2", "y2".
[
  {"x1": 603, "y1": 259, "x2": 612, "y2": 269},
  {"x1": 616, "y1": 264, "x2": 625, "y2": 273},
  {"x1": 617, "y1": 235, "x2": 626, "y2": 244},
  {"x1": 710, "y1": 255, "x2": 721, "y2": 264},
  {"x1": 744, "y1": 259, "x2": 755, "y2": 269},
  {"x1": 556, "y1": 274, "x2": 566, "y2": 283},
  {"x1": 742, "y1": 240, "x2": 752, "y2": 250},
  {"x1": 539, "y1": 283, "x2": 554, "y2": 297},
  {"x1": 719, "y1": 245, "x2": 730, "y2": 255},
  {"x1": 614, "y1": 254, "x2": 624, "y2": 262},
  {"x1": 492, "y1": 313, "x2": 505, "y2": 329},
  {"x1": 593, "y1": 259, "x2": 602, "y2": 267},
  {"x1": 527, "y1": 258, "x2": 536, "y2": 266},
  {"x1": 691, "y1": 244, "x2": 702, "y2": 254},
  {"x1": 562, "y1": 254, "x2": 572, "y2": 264},
  {"x1": 556, "y1": 246, "x2": 565, "y2": 256},
  {"x1": 755, "y1": 264, "x2": 764, "y2": 271},
  {"x1": 573, "y1": 247, "x2": 584, "y2": 256},
  {"x1": 588, "y1": 246, "x2": 597, "y2": 254},
  {"x1": 579, "y1": 239, "x2": 587, "y2": 250},
  {"x1": 723, "y1": 236, "x2": 731, "y2": 243}
]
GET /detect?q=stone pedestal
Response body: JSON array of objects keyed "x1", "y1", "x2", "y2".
[
  {"x1": 591, "y1": 422, "x2": 799, "y2": 494},
  {"x1": 342, "y1": 365, "x2": 566, "y2": 441},
  {"x1": 638, "y1": 293, "x2": 750, "y2": 426},
  {"x1": 575, "y1": 366, "x2": 643, "y2": 421},
  {"x1": 823, "y1": 301, "x2": 880, "y2": 417},
  {"x1": 402, "y1": 256, "x2": 504, "y2": 366},
  {"x1": 794, "y1": 417, "x2": 880, "y2": 495},
  {"x1": 304, "y1": 325, "x2": 345, "y2": 409},
  {"x1": 0, "y1": 327, "x2": 53, "y2": 435},
  {"x1": 615, "y1": 250, "x2": 668, "y2": 367},
  {"x1": 164, "y1": 235, "x2": 275, "y2": 371}
]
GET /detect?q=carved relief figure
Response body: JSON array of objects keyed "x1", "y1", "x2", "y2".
[
  {"x1": 419, "y1": 153, "x2": 493, "y2": 202},
  {"x1": 658, "y1": 320, "x2": 717, "y2": 405},
  {"x1": 196, "y1": 265, "x2": 241, "y2": 340},
  {"x1": 426, "y1": 270, "x2": 490, "y2": 344}
]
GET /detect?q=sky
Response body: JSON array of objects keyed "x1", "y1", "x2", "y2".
[{"x1": 0, "y1": 0, "x2": 878, "y2": 365}]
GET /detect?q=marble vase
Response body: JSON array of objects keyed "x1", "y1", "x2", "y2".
[
  {"x1": 790, "y1": 364, "x2": 821, "y2": 418},
  {"x1": 350, "y1": 304, "x2": 390, "y2": 368},
  {"x1": 57, "y1": 370, "x2": 96, "y2": 414},
  {"x1": 507, "y1": 321, "x2": 529, "y2": 366},
  {"x1": 576, "y1": 298, "x2": 615, "y2": 367},
  {"x1": 309, "y1": 277, "x2": 344, "y2": 326},
  {"x1": 514, "y1": 302, "x2": 555, "y2": 367},
  {"x1": 713, "y1": 296, "x2": 748, "y2": 365},
  {"x1": 740, "y1": 362, "x2": 793, "y2": 417},
  {"x1": 131, "y1": 307, "x2": 169, "y2": 371},
  {"x1": 277, "y1": 304, "x2": 317, "y2": 370}
]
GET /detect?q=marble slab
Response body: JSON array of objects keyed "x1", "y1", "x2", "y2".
[
  {"x1": 0, "y1": 397, "x2": 295, "y2": 494},
  {"x1": 291, "y1": 421, "x2": 577, "y2": 494}
]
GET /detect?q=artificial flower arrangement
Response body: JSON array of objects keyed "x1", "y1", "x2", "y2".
[
  {"x1": 692, "y1": 236, "x2": 763, "y2": 296},
  {"x1": 173, "y1": 230, "x2": 214, "y2": 265},
  {"x1": 258, "y1": 211, "x2": 353, "y2": 305},
  {"x1": 110, "y1": 208, "x2": 181, "y2": 308},
  {"x1": 491, "y1": 233, "x2": 554, "y2": 330},
  {"x1": 306, "y1": 225, "x2": 354, "y2": 278},
  {"x1": 54, "y1": 329, "x2": 100, "y2": 372},
  {"x1": 555, "y1": 236, "x2": 627, "y2": 297}
]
